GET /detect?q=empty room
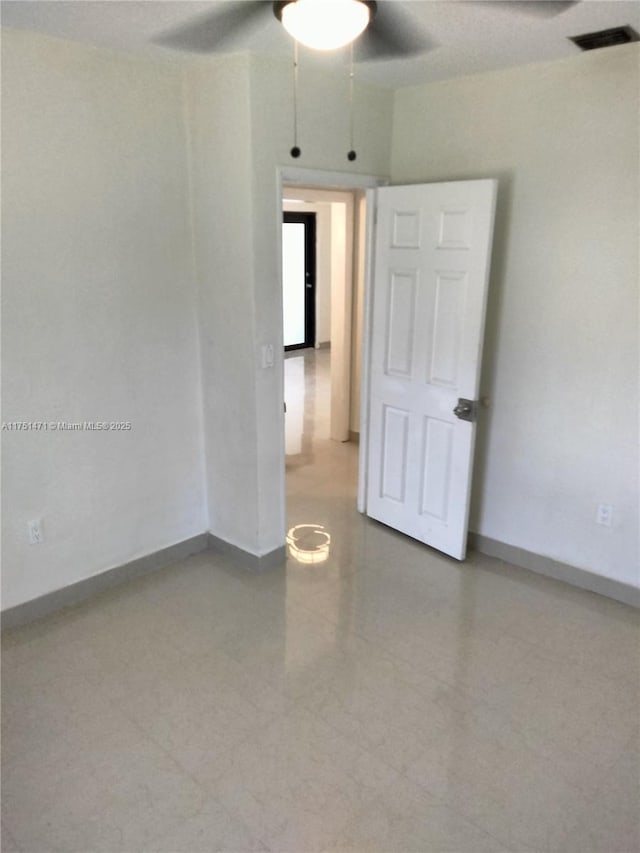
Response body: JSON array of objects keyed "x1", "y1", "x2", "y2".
[{"x1": 1, "y1": 1, "x2": 638, "y2": 851}]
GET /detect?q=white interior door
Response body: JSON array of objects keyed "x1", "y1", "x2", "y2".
[{"x1": 365, "y1": 179, "x2": 497, "y2": 560}]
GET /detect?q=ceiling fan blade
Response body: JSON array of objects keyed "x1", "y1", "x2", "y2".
[
  {"x1": 475, "y1": 1, "x2": 579, "y2": 18},
  {"x1": 355, "y1": 2, "x2": 436, "y2": 62},
  {"x1": 154, "y1": 1, "x2": 268, "y2": 54}
]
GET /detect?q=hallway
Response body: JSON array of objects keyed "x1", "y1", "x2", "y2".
[{"x1": 285, "y1": 348, "x2": 360, "y2": 562}]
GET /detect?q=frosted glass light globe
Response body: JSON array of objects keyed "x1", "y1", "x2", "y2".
[{"x1": 281, "y1": 0, "x2": 370, "y2": 51}]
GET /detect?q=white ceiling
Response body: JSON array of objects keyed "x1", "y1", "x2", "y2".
[{"x1": 2, "y1": 0, "x2": 638, "y2": 87}]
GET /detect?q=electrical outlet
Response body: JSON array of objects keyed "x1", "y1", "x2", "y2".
[
  {"x1": 28, "y1": 518, "x2": 44, "y2": 545},
  {"x1": 596, "y1": 504, "x2": 613, "y2": 527}
]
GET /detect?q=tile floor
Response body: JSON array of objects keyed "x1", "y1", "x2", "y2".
[{"x1": 2, "y1": 348, "x2": 639, "y2": 852}]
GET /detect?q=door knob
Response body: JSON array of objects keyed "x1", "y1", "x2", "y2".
[{"x1": 453, "y1": 398, "x2": 478, "y2": 422}]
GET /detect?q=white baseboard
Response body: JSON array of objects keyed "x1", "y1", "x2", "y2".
[
  {"x1": 2, "y1": 534, "x2": 287, "y2": 630},
  {"x1": 469, "y1": 532, "x2": 639, "y2": 608}
]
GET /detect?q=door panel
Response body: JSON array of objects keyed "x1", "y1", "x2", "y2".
[
  {"x1": 366, "y1": 180, "x2": 497, "y2": 560},
  {"x1": 420, "y1": 416, "x2": 454, "y2": 521},
  {"x1": 385, "y1": 271, "x2": 418, "y2": 377},
  {"x1": 429, "y1": 270, "x2": 466, "y2": 387},
  {"x1": 381, "y1": 405, "x2": 410, "y2": 503}
]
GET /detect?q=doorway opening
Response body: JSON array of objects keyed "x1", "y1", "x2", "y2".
[
  {"x1": 282, "y1": 185, "x2": 366, "y2": 443},
  {"x1": 281, "y1": 185, "x2": 369, "y2": 564},
  {"x1": 276, "y1": 167, "x2": 383, "y2": 562}
]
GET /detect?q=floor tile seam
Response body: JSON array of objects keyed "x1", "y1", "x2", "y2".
[
  {"x1": 22, "y1": 606, "x2": 212, "y2": 664},
  {"x1": 400, "y1": 709, "x2": 597, "y2": 811},
  {"x1": 0, "y1": 820, "x2": 24, "y2": 853},
  {"x1": 515, "y1": 637, "x2": 640, "y2": 690},
  {"x1": 281, "y1": 696, "x2": 433, "y2": 809},
  {"x1": 108, "y1": 672, "x2": 279, "y2": 736},
  {"x1": 462, "y1": 613, "x2": 565, "y2": 656},
  {"x1": 306, "y1": 608, "x2": 455, "y2": 689},
  {"x1": 98, "y1": 680, "x2": 235, "y2": 815},
  {"x1": 158, "y1": 606, "x2": 279, "y2": 662},
  {"x1": 576, "y1": 729, "x2": 640, "y2": 808},
  {"x1": 1, "y1": 600, "x2": 100, "y2": 643},
  {"x1": 281, "y1": 577, "x2": 359, "y2": 619},
  {"x1": 282, "y1": 590, "x2": 360, "y2": 634},
  {"x1": 221, "y1": 783, "x2": 342, "y2": 853},
  {"x1": 281, "y1": 593, "x2": 426, "y2": 667},
  {"x1": 528, "y1": 599, "x2": 640, "y2": 642},
  {"x1": 199, "y1": 644, "x2": 317, "y2": 711},
  {"x1": 3, "y1": 760, "x2": 188, "y2": 849},
  {"x1": 342, "y1": 616, "x2": 514, "y2": 698},
  {"x1": 395, "y1": 767, "x2": 522, "y2": 853},
  {"x1": 433, "y1": 611, "x2": 545, "y2": 654},
  {"x1": 257, "y1": 701, "x2": 410, "y2": 801},
  {"x1": 573, "y1": 702, "x2": 639, "y2": 755},
  {"x1": 2, "y1": 668, "x2": 150, "y2": 741},
  {"x1": 0, "y1": 630, "x2": 100, "y2": 684},
  {"x1": 0, "y1": 628, "x2": 50, "y2": 657},
  {"x1": 486, "y1": 640, "x2": 590, "y2": 690},
  {"x1": 1, "y1": 660, "x2": 86, "y2": 697},
  {"x1": 114, "y1": 674, "x2": 266, "y2": 759},
  {"x1": 537, "y1": 656, "x2": 640, "y2": 693},
  {"x1": 78, "y1": 653, "x2": 209, "y2": 702},
  {"x1": 509, "y1": 735, "x2": 616, "y2": 802},
  {"x1": 150, "y1": 580, "x2": 282, "y2": 622},
  {"x1": 340, "y1": 633, "x2": 458, "y2": 698},
  {"x1": 410, "y1": 790, "x2": 552, "y2": 853},
  {"x1": 512, "y1": 632, "x2": 632, "y2": 682},
  {"x1": 212, "y1": 669, "x2": 297, "y2": 723},
  {"x1": 144, "y1": 784, "x2": 270, "y2": 853},
  {"x1": 441, "y1": 699, "x2": 614, "y2": 795},
  {"x1": 264, "y1": 800, "x2": 373, "y2": 853},
  {"x1": 285, "y1": 789, "x2": 397, "y2": 853},
  {"x1": 300, "y1": 697, "x2": 395, "y2": 757}
]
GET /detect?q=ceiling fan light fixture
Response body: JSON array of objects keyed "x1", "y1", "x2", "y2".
[{"x1": 275, "y1": 0, "x2": 373, "y2": 51}]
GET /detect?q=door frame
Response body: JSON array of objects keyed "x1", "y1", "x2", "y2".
[
  {"x1": 282, "y1": 211, "x2": 317, "y2": 351},
  {"x1": 356, "y1": 186, "x2": 378, "y2": 513},
  {"x1": 276, "y1": 167, "x2": 385, "y2": 465}
]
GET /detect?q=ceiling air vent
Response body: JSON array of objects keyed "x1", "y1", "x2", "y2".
[{"x1": 569, "y1": 25, "x2": 639, "y2": 51}]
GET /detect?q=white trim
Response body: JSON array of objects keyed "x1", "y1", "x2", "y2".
[
  {"x1": 469, "y1": 533, "x2": 639, "y2": 609},
  {"x1": 329, "y1": 191, "x2": 355, "y2": 441},
  {"x1": 282, "y1": 184, "x2": 356, "y2": 440},
  {"x1": 208, "y1": 534, "x2": 286, "y2": 572},
  {"x1": 1, "y1": 535, "x2": 210, "y2": 629},
  {"x1": 276, "y1": 166, "x2": 385, "y2": 520},
  {"x1": 357, "y1": 187, "x2": 379, "y2": 513},
  {"x1": 278, "y1": 166, "x2": 386, "y2": 192}
]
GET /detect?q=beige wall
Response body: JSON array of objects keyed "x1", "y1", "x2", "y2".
[
  {"x1": 1, "y1": 34, "x2": 393, "y2": 609},
  {"x1": 1, "y1": 30, "x2": 207, "y2": 608},
  {"x1": 185, "y1": 55, "x2": 261, "y2": 554},
  {"x1": 4, "y1": 24, "x2": 635, "y2": 609},
  {"x1": 391, "y1": 44, "x2": 639, "y2": 585},
  {"x1": 247, "y1": 54, "x2": 392, "y2": 553}
]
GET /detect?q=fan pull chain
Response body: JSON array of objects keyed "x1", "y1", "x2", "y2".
[
  {"x1": 347, "y1": 45, "x2": 357, "y2": 162},
  {"x1": 290, "y1": 40, "x2": 301, "y2": 158}
]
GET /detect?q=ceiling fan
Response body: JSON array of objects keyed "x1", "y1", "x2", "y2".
[{"x1": 156, "y1": 0, "x2": 578, "y2": 62}]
